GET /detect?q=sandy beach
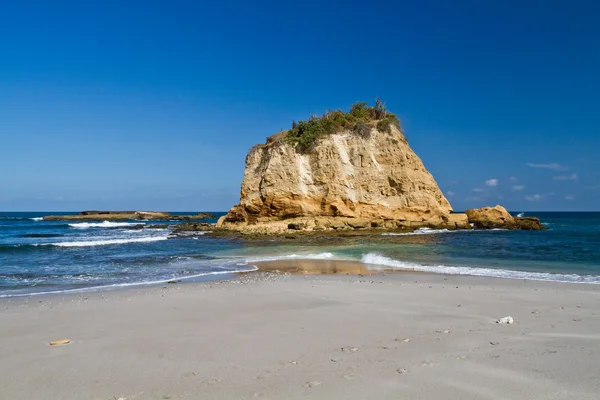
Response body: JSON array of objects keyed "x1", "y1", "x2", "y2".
[{"x1": 1, "y1": 261, "x2": 599, "y2": 400}]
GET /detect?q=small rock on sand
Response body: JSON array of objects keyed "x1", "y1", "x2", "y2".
[
  {"x1": 496, "y1": 316, "x2": 514, "y2": 324},
  {"x1": 49, "y1": 339, "x2": 70, "y2": 346}
]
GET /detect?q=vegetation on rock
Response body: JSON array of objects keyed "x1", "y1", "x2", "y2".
[{"x1": 285, "y1": 99, "x2": 401, "y2": 152}]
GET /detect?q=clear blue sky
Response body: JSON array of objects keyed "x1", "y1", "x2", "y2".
[{"x1": 1, "y1": 0, "x2": 598, "y2": 211}]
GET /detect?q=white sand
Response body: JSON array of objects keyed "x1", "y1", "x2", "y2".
[{"x1": 1, "y1": 266, "x2": 599, "y2": 399}]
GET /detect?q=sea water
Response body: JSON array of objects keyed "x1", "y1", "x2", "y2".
[{"x1": 1, "y1": 212, "x2": 599, "y2": 297}]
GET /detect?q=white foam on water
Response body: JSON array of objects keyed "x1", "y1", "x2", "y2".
[
  {"x1": 69, "y1": 221, "x2": 142, "y2": 229},
  {"x1": 382, "y1": 228, "x2": 452, "y2": 236},
  {"x1": 517, "y1": 212, "x2": 525, "y2": 217},
  {"x1": 123, "y1": 228, "x2": 170, "y2": 233},
  {"x1": 30, "y1": 217, "x2": 44, "y2": 221},
  {"x1": 174, "y1": 231, "x2": 211, "y2": 237},
  {"x1": 243, "y1": 252, "x2": 337, "y2": 263},
  {"x1": 0, "y1": 266, "x2": 259, "y2": 298},
  {"x1": 44, "y1": 236, "x2": 169, "y2": 247},
  {"x1": 382, "y1": 228, "x2": 508, "y2": 236},
  {"x1": 361, "y1": 253, "x2": 600, "y2": 284}
]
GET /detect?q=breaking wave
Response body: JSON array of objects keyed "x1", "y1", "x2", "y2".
[
  {"x1": 69, "y1": 221, "x2": 142, "y2": 229},
  {"x1": 361, "y1": 253, "x2": 600, "y2": 284},
  {"x1": 243, "y1": 252, "x2": 338, "y2": 263},
  {"x1": 381, "y1": 228, "x2": 507, "y2": 236},
  {"x1": 44, "y1": 236, "x2": 169, "y2": 247},
  {"x1": 382, "y1": 228, "x2": 452, "y2": 236},
  {"x1": 0, "y1": 266, "x2": 259, "y2": 298}
]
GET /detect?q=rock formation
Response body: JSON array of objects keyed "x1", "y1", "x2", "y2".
[
  {"x1": 43, "y1": 211, "x2": 215, "y2": 221},
  {"x1": 466, "y1": 206, "x2": 545, "y2": 230},
  {"x1": 219, "y1": 122, "x2": 471, "y2": 233},
  {"x1": 217, "y1": 102, "x2": 544, "y2": 235}
]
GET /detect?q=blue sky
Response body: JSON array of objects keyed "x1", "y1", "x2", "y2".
[{"x1": 1, "y1": 0, "x2": 598, "y2": 211}]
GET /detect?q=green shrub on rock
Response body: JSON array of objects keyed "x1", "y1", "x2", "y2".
[{"x1": 285, "y1": 99, "x2": 401, "y2": 152}]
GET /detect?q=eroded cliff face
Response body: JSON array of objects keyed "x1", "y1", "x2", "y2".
[{"x1": 222, "y1": 126, "x2": 460, "y2": 230}]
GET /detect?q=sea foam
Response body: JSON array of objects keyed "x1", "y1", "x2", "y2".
[
  {"x1": 244, "y1": 252, "x2": 337, "y2": 263},
  {"x1": 381, "y1": 227, "x2": 507, "y2": 236},
  {"x1": 69, "y1": 221, "x2": 142, "y2": 229},
  {"x1": 47, "y1": 236, "x2": 168, "y2": 247},
  {"x1": 30, "y1": 217, "x2": 44, "y2": 221},
  {"x1": 382, "y1": 228, "x2": 451, "y2": 236},
  {"x1": 361, "y1": 253, "x2": 600, "y2": 284},
  {"x1": 0, "y1": 266, "x2": 259, "y2": 298}
]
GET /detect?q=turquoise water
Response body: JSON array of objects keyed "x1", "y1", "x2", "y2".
[{"x1": 1, "y1": 212, "x2": 599, "y2": 297}]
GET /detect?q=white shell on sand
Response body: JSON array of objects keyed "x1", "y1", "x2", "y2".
[{"x1": 496, "y1": 316, "x2": 514, "y2": 324}]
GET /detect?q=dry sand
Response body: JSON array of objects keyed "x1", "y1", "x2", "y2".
[{"x1": 1, "y1": 261, "x2": 599, "y2": 399}]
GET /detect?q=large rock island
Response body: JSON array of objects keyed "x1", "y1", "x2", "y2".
[{"x1": 217, "y1": 101, "x2": 543, "y2": 235}]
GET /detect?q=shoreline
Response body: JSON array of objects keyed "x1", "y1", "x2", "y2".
[
  {"x1": 253, "y1": 259, "x2": 420, "y2": 275},
  {"x1": 1, "y1": 272, "x2": 598, "y2": 399},
  {"x1": 2, "y1": 257, "x2": 599, "y2": 300}
]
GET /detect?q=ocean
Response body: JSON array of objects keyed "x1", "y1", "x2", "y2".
[{"x1": 1, "y1": 212, "x2": 599, "y2": 297}]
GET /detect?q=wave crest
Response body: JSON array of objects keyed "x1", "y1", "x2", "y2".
[
  {"x1": 46, "y1": 236, "x2": 168, "y2": 247},
  {"x1": 361, "y1": 253, "x2": 600, "y2": 284},
  {"x1": 69, "y1": 221, "x2": 142, "y2": 229},
  {"x1": 382, "y1": 228, "x2": 451, "y2": 236},
  {"x1": 0, "y1": 266, "x2": 258, "y2": 298},
  {"x1": 243, "y1": 252, "x2": 336, "y2": 263}
]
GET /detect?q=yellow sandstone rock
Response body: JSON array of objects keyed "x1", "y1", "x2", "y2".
[{"x1": 222, "y1": 125, "x2": 453, "y2": 232}]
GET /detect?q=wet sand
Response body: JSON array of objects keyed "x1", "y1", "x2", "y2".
[
  {"x1": 254, "y1": 259, "x2": 407, "y2": 274},
  {"x1": 1, "y1": 265, "x2": 599, "y2": 399}
]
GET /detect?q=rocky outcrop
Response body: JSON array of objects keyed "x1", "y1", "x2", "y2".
[
  {"x1": 173, "y1": 222, "x2": 213, "y2": 232},
  {"x1": 213, "y1": 101, "x2": 546, "y2": 235},
  {"x1": 220, "y1": 125, "x2": 467, "y2": 233},
  {"x1": 465, "y1": 205, "x2": 514, "y2": 229},
  {"x1": 43, "y1": 211, "x2": 215, "y2": 221},
  {"x1": 126, "y1": 224, "x2": 170, "y2": 230},
  {"x1": 514, "y1": 216, "x2": 546, "y2": 230},
  {"x1": 465, "y1": 206, "x2": 545, "y2": 230}
]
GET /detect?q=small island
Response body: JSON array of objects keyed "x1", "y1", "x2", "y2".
[
  {"x1": 43, "y1": 211, "x2": 215, "y2": 221},
  {"x1": 213, "y1": 100, "x2": 544, "y2": 235}
]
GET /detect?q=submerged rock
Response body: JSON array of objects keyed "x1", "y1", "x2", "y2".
[
  {"x1": 514, "y1": 216, "x2": 545, "y2": 230},
  {"x1": 127, "y1": 224, "x2": 146, "y2": 230},
  {"x1": 173, "y1": 222, "x2": 213, "y2": 232},
  {"x1": 147, "y1": 224, "x2": 169, "y2": 229}
]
